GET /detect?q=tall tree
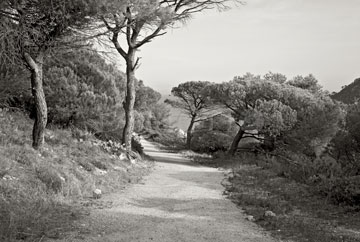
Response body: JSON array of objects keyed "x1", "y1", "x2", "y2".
[
  {"x1": 0, "y1": 0, "x2": 97, "y2": 149},
  {"x1": 100, "y1": 0, "x2": 235, "y2": 151},
  {"x1": 166, "y1": 81, "x2": 219, "y2": 149},
  {"x1": 211, "y1": 74, "x2": 297, "y2": 155}
]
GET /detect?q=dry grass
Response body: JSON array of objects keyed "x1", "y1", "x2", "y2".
[
  {"x1": 0, "y1": 109, "x2": 153, "y2": 241},
  {"x1": 191, "y1": 151, "x2": 360, "y2": 242}
]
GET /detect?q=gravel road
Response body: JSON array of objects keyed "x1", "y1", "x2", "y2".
[{"x1": 47, "y1": 139, "x2": 278, "y2": 242}]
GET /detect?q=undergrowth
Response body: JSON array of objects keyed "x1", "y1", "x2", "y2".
[
  {"x1": 0, "y1": 109, "x2": 152, "y2": 241},
  {"x1": 191, "y1": 151, "x2": 360, "y2": 242},
  {"x1": 143, "y1": 129, "x2": 186, "y2": 151}
]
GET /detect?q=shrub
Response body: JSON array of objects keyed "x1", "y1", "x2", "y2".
[
  {"x1": 317, "y1": 176, "x2": 360, "y2": 206},
  {"x1": 191, "y1": 131, "x2": 232, "y2": 153},
  {"x1": 35, "y1": 165, "x2": 63, "y2": 194},
  {"x1": 146, "y1": 129, "x2": 186, "y2": 150}
]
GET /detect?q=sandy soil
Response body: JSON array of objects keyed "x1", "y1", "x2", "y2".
[{"x1": 46, "y1": 139, "x2": 278, "y2": 242}]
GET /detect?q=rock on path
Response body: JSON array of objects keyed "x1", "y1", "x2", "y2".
[{"x1": 46, "y1": 139, "x2": 278, "y2": 242}]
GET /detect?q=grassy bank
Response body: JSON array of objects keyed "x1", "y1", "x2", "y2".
[
  {"x1": 0, "y1": 109, "x2": 153, "y2": 242},
  {"x1": 189, "y1": 152, "x2": 360, "y2": 242}
]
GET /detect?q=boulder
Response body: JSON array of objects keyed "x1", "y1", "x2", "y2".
[
  {"x1": 245, "y1": 215, "x2": 256, "y2": 222},
  {"x1": 264, "y1": 210, "x2": 276, "y2": 217},
  {"x1": 93, "y1": 189, "x2": 102, "y2": 199}
]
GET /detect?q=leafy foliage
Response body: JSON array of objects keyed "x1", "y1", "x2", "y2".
[
  {"x1": 44, "y1": 50, "x2": 125, "y2": 134},
  {"x1": 287, "y1": 74, "x2": 322, "y2": 93},
  {"x1": 253, "y1": 99, "x2": 297, "y2": 137},
  {"x1": 208, "y1": 73, "x2": 342, "y2": 155},
  {"x1": 135, "y1": 80, "x2": 162, "y2": 112},
  {"x1": 191, "y1": 115, "x2": 234, "y2": 153},
  {"x1": 0, "y1": 0, "x2": 99, "y2": 66}
]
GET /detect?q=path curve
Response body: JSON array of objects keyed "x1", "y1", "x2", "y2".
[{"x1": 48, "y1": 139, "x2": 278, "y2": 242}]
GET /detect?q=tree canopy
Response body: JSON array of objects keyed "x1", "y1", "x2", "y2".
[
  {"x1": 207, "y1": 73, "x2": 341, "y2": 155},
  {"x1": 165, "y1": 81, "x2": 220, "y2": 149}
]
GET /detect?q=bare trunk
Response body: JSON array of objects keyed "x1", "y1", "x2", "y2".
[
  {"x1": 122, "y1": 50, "x2": 136, "y2": 151},
  {"x1": 228, "y1": 127, "x2": 245, "y2": 156},
  {"x1": 24, "y1": 52, "x2": 47, "y2": 150},
  {"x1": 186, "y1": 114, "x2": 196, "y2": 149}
]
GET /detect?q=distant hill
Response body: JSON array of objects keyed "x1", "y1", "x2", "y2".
[{"x1": 332, "y1": 78, "x2": 360, "y2": 104}]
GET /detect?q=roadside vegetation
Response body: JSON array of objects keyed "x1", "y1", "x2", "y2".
[
  {"x1": 0, "y1": 109, "x2": 153, "y2": 241},
  {"x1": 166, "y1": 74, "x2": 360, "y2": 242},
  {"x1": 0, "y1": 48, "x2": 168, "y2": 241}
]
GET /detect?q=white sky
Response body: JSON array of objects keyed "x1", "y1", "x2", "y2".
[{"x1": 116, "y1": 0, "x2": 360, "y2": 94}]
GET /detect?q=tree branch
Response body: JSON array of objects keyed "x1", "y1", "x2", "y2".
[
  {"x1": 132, "y1": 57, "x2": 141, "y2": 71},
  {"x1": 134, "y1": 25, "x2": 166, "y2": 49},
  {"x1": 111, "y1": 31, "x2": 127, "y2": 58},
  {"x1": 194, "y1": 112, "x2": 224, "y2": 123}
]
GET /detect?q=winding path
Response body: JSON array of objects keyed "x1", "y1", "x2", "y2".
[{"x1": 48, "y1": 139, "x2": 278, "y2": 242}]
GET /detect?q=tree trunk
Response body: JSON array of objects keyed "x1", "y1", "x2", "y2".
[
  {"x1": 23, "y1": 51, "x2": 47, "y2": 150},
  {"x1": 228, "y1": 127, "x2": 245, "y2": 156},
  {"x1": 122, "y1": 50, "x2": 136, "y2": 151},
  {"x1": 186, "y1": 114, "x2": 197, "y2": 149}
]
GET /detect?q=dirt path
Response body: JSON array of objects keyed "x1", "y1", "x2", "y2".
[{"x1": 48, "y1": 140, "x2": 278, "y2": 242}]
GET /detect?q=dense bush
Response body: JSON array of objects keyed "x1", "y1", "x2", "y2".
[
  {"x1": 43, "y1": 50, "x2": 126, "y2": 141},
  {"x1": 191, "y1": 131, "x2": 232, "y2": 153},
  {"x1": 190, "y1": 115, "x2": 235, "y2": 153},
  {"x1": 0, "y1": 63, "x2": 32, "y2": 112},
  {"x1": 145, "y1": 129, "x2": 186, "y2": 149},
  {"x1": 313, "y1": 101, "x2": 360, "y2": 206}
]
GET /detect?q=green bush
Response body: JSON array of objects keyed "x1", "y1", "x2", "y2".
[{"x1": 191, "y1": 131, "x2": 232, "y2": 153}]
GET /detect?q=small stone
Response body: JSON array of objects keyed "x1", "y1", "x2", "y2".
[
  {"x1": 2, "y1": 174, "x2": 18, "y2": 181},
  {"x1": 245, "y1": 215, "x2": 256, "y2": 222},
  {"x1": 94, "y1": 168, "x2": 107, "y2": 175},
  {"x1": 93, "y1": 189, "x2": 102, "y2": 199},
  {"x1": 119, "y1": 153, "x2": 127, "y2": 161},
  {"x1": 264, "y1": 210, "x2": 276, "y2": 217},
  {"x1": 221, "y1": 179, "x2": 232, "y2": 187},
  {"x1": 113, "y1": 166, "x2": 126, "y2": 172}
]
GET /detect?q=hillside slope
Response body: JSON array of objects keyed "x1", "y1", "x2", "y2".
[
  {"x1": 332, "y1": 78, "x2": 360, "y2": 104},
  {"x1": 0, "y1": 109, "x2": 152, "y2": 242}
]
